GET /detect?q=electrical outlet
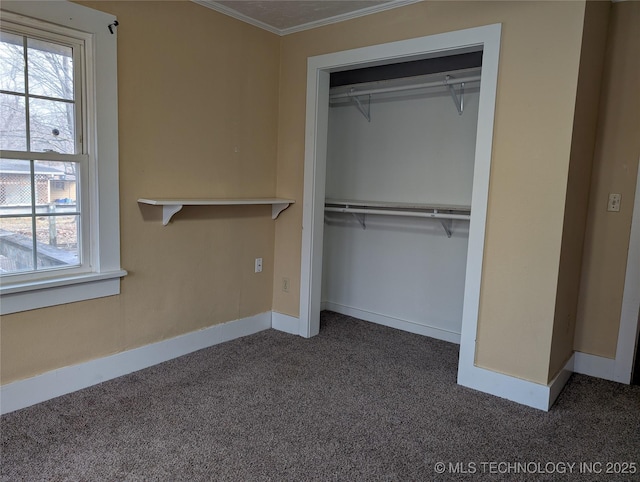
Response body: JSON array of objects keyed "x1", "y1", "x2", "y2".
[
  {"x1": 254, "y1": 258, "x2": 263, "y2": 273},
  {"x1": 282, "y1": 277, "x2": 290, "y2": 292},
  {"x1": 607, "y1": 193, "x2": 621, "y2": 212}
]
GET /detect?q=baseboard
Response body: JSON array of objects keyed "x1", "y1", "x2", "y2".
[
  {"x1": 573, "y1": 351, "x2": 616, "y2": 381},
  {"x1": 548, "y1": 354, "x2": 575, "y2": 407},
  {"x1": 271, "y1": 311, "x2": 299, "y2": 335},
  {"x1": 323, "y1": 302, "x2": 461, "y2": 344},
  {"x1": 457, "y1": 366, "x2": 547, "y2": 411},
  {"x1": 2, "y1": 311, "x2": 610, "y2": 416},
  {"x1": 457, "y1": 354, "x2": 575, "y2": 411},
  {"x1": 0, "y1": 312, "x2": 272, "y2": 415}
]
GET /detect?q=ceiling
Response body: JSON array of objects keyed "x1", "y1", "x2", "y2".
[{"x1": 193, "y1": 0, "x2": 422, "y2": 36}]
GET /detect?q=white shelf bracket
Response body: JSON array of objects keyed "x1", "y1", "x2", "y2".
[
  {"x1": 162, "y1": 204, "x2": 183, "y2": 225},
  {"x1": 445, "y1": 76, "x2": 464, "y2": 115},
  {"x1": 439, "y1": 219, "x2": 453, "y2": 238},
  {"x1": 351, "y1": 212, "x2": 366, "y2": 229},
  {"x1": 349, "y1": 90, "x2": 371, "y2": 122},
  {"x1": 433, "y1": 208, "x2": 453, "y2": 237},
  {"x1": 272, "y1": 202, "x2": 291, "y2": 219}
]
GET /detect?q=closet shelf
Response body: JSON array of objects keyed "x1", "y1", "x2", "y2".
[
  {"x1": 138, "y1": 198, "x2": 294, "y2": 225},
  {"x1": 324, "y1": 199, "x2": 470, "y2": 238},
  {"x1": 329, "y1": 74, "x2": 480, "y2": 117}
]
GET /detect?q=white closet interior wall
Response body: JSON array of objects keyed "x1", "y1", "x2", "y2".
[{"x1": 322, "y1": 75, "x2": 480, "y2": 341}]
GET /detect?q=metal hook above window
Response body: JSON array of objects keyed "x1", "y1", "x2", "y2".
[{"x1": 108, "y1": 20, "x2": 119, "y2": 34}]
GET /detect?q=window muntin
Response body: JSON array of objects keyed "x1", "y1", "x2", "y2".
[{"x1": 0, "y1": 22, "x2": 87, "y2": 279}]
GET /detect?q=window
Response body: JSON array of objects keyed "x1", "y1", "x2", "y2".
[
  {"x1": 0, "y1": 2, "x2": 125, "y2": 315},
  {"x1": 1, "y1": 24, "x2": 86, "y2": 277}
]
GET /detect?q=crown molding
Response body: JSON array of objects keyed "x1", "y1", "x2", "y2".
[
  {"x1": 280, "y1": 0, "x2": 423, "y2": 36},
  {"x1": 192, "y1": 0, "x2": 423, "y2": 36},
  {"x1": 192, "y1": 0, "x2": 282, "y2": 35}
]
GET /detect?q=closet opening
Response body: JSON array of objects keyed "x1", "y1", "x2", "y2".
[
  {"x1": 321, "y1": 55, "x2": 482, "y2": 344},
  {"x1": 300, "y1": 24, "x2": 507, "y2": 404}
]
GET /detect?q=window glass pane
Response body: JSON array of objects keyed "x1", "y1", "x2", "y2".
[
  {"x1": 0, "y1": 159, "x2": 33, "y2": 215},
  {"x1": 35, "y1": 215, "x2": 79, "y2": 269},
  {"x1": 0, "y1": 216, "x2": 34, "y2": 273},
  {"x1": 27, "y1": 37, "x2": 74, "y2": 100},
  {"x1": 0, "y1": 31, "x2": 25, "y2": 93},
  {"x1": 29, "y1": 97, "x2": 76, "y2": 154},
  {"x1": 33, "y1": 160, "x2": 79, "y2": 213},
  {"x1": 0, "y1": 93, "x2": 27, "y2": 151}
]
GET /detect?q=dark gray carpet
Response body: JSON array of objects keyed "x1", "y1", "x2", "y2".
[{"x1": 2, "y1": 311, "x2": 639, "y2": 481}]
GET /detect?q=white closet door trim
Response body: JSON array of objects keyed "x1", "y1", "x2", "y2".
[{"x1": 301, "y1": 25, "x2": 498, "y2": 339}]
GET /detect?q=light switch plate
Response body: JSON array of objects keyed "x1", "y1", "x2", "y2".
[{"x1": 608, "y1": 193, "x2": 621, "y2": 212}]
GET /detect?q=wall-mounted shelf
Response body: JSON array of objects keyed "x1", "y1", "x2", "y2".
[
  {"x1": 329, "y1": 73, "x2": 480, "y2": 119},
  {"x1": 324, "y1": 199, "x2": 470, "y2": 237},
  {"x1": 138, "y1": 198, "x2": 295, "y2": 225}
]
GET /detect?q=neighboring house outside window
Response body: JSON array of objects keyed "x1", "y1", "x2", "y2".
[
  {"x1": 0, "y1": 2, "x2": 125, "y2": 315},
  {"x1": 0, "y1": 160, "x2": 77, "y2": 273}
]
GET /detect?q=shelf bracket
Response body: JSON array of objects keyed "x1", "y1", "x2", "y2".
[
  {"x1": 351, "y1": 212, "x2": 366, "y2": 229},
  {"x1": 432, "y1": 208, "x2": 453, "y2": 237},
  {"x1": 162, "y1": 204, "x2": 183, "y2": 225},
  {"x1": 349, "y1": 90, "x2": 371, "y2": 122},
  {"x1": 439, "y1": 219, "x2": 453, "y2": 238},
  {"x1": 272, "y1": 202, "x2": 291, "y2": 220},
  {"x1": 445, "y1": 76, "x2": 464, "y2": 115}
]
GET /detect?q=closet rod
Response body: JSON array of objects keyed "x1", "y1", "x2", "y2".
[
  {"x1": 329, "y1": 74, "x2": 481, "y2": 100},
  {"x1": 324, "y1": 206, "x2": 470, "y2": 221}
]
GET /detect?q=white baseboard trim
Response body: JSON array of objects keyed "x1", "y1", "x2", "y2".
[
  {"x1": 457, "y1": 354, "x2": 574, "y2": 411},
  {"x1": 549, "y1": 354, "x2": 575, "y2": 407},
  {"x1": 0, "y1": 312, "x2": 272, "y2": 415},
  {"x1": 573, "y1": 351, "x2": 616, "y2": 381},
  {"x1": 271, "y1": 311, "x2": 300, "y2": 335},
  {"x1": 323, "y1": 302, "x2": 461, "y2": 344},
  {"x1": 2, "y1": 311, "x2": 613, "y2": 416}
]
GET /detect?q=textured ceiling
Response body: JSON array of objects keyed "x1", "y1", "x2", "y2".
[{"x1": 196, "y1": 0, "x2": 418, "y2": 35}]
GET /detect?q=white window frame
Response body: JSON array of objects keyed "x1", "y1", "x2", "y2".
[{"x1": 0, "y1": 1, "x2": 125, "y2": 315}]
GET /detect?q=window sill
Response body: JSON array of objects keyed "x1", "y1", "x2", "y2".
[{"x1": 0, "y1": 270, "x2": 127, "y2": 315}]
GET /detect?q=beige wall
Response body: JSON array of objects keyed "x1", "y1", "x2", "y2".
[
  {"x1": 549, "y1": 1, "x2": 610, "y2": 380},
  {"x1": 574, "y1": 1, "x2": 640, "y2": 358},
  {"x1": 0, "y1": 1, "x2": 281, "y2": 384},
  {"x1": 273, "y1": 1, "x2": 587, "y2": 385}
]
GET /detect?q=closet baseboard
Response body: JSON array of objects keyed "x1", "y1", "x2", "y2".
[
  {"x1": 323, "y1": 302, "x2": 461, "y2": 344},
  {"x1": 572, "y1": 351, "x2": 617, "y2": 381}
]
